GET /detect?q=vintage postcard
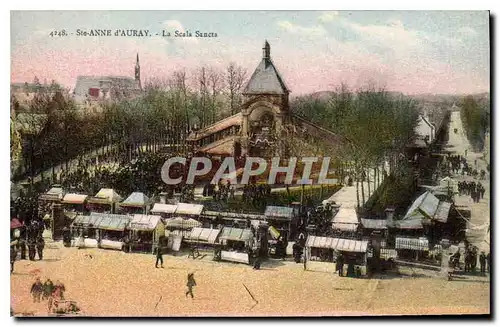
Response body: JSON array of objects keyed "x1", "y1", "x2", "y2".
[{"x1": 10, "y1": 10, "x2": 490, "y2": 317}]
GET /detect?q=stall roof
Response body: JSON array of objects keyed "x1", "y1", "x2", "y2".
[
  {"x1": 219, "y1": 227, "x2": 253, "y2": 242},
  {"x1": 306, "y1": 236, "x2": 368, "y2": 253},
  {"x1": 264, "y1": 206, "x2": 295, "y2": 220},
  {"x1": 129, "y1": 214, "x2": 162, "y2": 231},
  {"x1": 92, "y1": 213, "x2": 131, "y2": 231},
  {"x1": 332, "y1": 222, "x2": 358, "y2": 231},
  {"x1": 395, "y1": 237, "x2": 429, "y2": 251},
  {"x1": 404, "y1": 191, "x2": 439, "y2": 220},
  {"x1": 89, "y1": 188, "x2": 122, "y2": 204},
  {"x1": 165, "y1": 217, "x2": 202, "y2": 229},
  {"x1": 360, "y1": 219, "x2": 387, "y2": 230},
  {"x1": 186, "y1": 227, "x2": 221, "y2": 244},
  {"x1": 62, "y1": 193, "x2": 88, "y2": 204},
  {"x1": 39, "y1": 187, "x2": 64, "y2": 201},
  {"x1": 151, "y1": 203, "x2": 178, "y2": 214},
  {"x1": 332, "y1": 207, "x2": 359, "y2": 224},
  {"x1": 121, "y1": 192, "x2": 150, "y2": 207},
  {"x1": 434, "y1": 201, "x2": 451, "y2": 223},
  {"x1": 390, "y1": 219, "x2": 424, "y2": 229},
  {"x1": 202, "y1": 210, "x2": 266, "y2": 220},
  {"x1": 175, "y1": 203, "x2": 204, "y2": 216}
]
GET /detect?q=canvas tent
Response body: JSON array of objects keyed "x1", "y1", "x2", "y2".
[
  {"x1": 165, "y1": 217, "x2": 202, "y2": 229},
  {"x1": 89, "y1": 188, "x2": 123, "y2": 204},
  {"x1": 121, "y1": 192, "x2": 150, "y2": 207}
]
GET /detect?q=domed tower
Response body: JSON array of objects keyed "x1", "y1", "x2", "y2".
[{"x1": 240, "y1": 41, "x2": 290, "y2": 156}]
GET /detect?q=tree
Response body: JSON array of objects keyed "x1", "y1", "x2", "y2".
[{"x1": 226, "y1": 63, "x2": 247, "y2": 115}]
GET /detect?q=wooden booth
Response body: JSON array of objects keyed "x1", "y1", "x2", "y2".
[
  {"x1": 127, "y1": 214, "x2": 165, "y2": 254},
  {"x1": 264, "y1": 206, "x2": 296, "y2": 243},
  {"x1": 71, "y1": 213, "x2": 131, "y2": 250},
  {"x1": 87, "y1": 188, "x2": 122, "y2": 214},
  {"x1": 215, "y1": 227, "x2": 256, "y2": 265},
  {"x1": 183, "y1": 227, "x2": 222, "y2": 254},
  {"x1": 305, "y1": 235, "x2": 368, "y2": 276},
  {"x1": 395, "y1": 236, "x2": 430, "y2": 261},
  {"x1": 61, "y1": 193, "x2": 88, "y2": 215}
]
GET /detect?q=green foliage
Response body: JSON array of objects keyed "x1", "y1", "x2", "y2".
[{"x1": 460, "y1": 95, "x2": 489, "y2": 151}]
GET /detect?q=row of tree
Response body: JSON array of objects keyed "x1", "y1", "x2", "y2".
[
  {"x1": 459, "y1": 95, "x2": 490, "y2": 152},
  {"x1": 291, "y1": 85, "x2": 420, "y2": 210}
]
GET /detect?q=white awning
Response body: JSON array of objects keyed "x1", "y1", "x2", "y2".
[
  {"x1": 186, "y1": 227, "x2": 221, "y2": 244},
  {"x1": 129, "y1": 214, "x2": 162, "y2": 231},
  {"x1": 395, "y1": 237, "x2": 429, "y2": 251},
  {"x1": 62, "y1": 193, "x2": 88, "y2": 204},
  {"x1": 175, "y1": 203, "x2": 204, "y2": 216},
  {"x1": 332, "y1": 222, "x2": 358, "y2": 231},
  {"x1": 332, "y1": 207, "x2": 359, "y2": 224},
  {"x1": 306, "y1": 236, "x2": 368, "y2": 253},
  {"x1": 151, "y1": 203, "x2": 178, "y2": 214}
]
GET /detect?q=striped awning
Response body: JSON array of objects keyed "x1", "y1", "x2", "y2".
[
  {"x1": 395, "y1": 237, "x2": 429, "y2": 251},
  {"x1": 305, "y1": 236, "x2": 368, "y2": 253}
]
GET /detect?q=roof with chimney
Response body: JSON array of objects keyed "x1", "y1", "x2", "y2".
[{"x1": 243, "y1": 41, "x2": 290, "y2": 95}]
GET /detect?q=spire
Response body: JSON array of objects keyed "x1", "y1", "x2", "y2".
[
  {"x1": 263, "y1": 40, "x2": 270, "y2": 59},
  {"x1": 135, "y1": 53, "x2": 141, "y2": 89}
]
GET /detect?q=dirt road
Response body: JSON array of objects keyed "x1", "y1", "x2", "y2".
[
  {"x1": 446, "y1": 111, "x2": 490, "y2": 252},
  {"x1": 10, "y1": 244, "x2": 489, "y2": 317}
]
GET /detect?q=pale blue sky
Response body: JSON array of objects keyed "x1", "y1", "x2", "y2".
[{"x1": 11, "y1": 10, "x2": 490, "y2": 94}]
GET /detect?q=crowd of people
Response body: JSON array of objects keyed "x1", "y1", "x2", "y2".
[
  {"x1": 458, "y1": 180, "x2": 485, "y2": 203},
  {"x1": 29, "y1": 277, "x2": 77, "y2": 314},
  {"x1": 242, "y1": 183, "x2": 272, "y2": 206}
]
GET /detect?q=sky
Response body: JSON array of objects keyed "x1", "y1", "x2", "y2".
[{"x1": 11, "y1": 10, "x2": 490, "y2": 95}]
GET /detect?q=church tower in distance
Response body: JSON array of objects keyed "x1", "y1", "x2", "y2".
[{"x1": 135, "y1": 53, "x2": 141, "y2": 90}]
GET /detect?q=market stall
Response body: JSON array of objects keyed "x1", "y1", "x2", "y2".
[
  {"x1": 70, "y1": 214, "x2": 103, "y2": 248},
  {"x1": 93, "y1": 213, "x2": 131, "y2": 250},
  {"x1": 183, "y1": 227, "x2": 222, "y2": 255},
  {"x1": 38, "y1": 185, "x2": 65, "y2": 229},
  {"x1": 305, "y1": 235, "x2": 368, "y2": 275},
  {"x1": 215, "y1": 227, "x2": 256, "y2": 264},
  {"x1": 62, "y1": 193, "x2": 88, "y2": 215},
  {"x1": 127, "y1": 214, "x2": 164, "y2": 254},
  {"x1": 164, "y1": 217, "x2": 202, "y2": 252},
  {"x1": 119, "y1": 192, "x2": 151, "y2": 215},
  {"x1": 395, "y1": 236, "x2": 430, "y2": 261},
  {"x1": 175, "y1": 203, "x2": 204, "y2": 218},
  {"x1": 150, "y1": 203, "x2": 177, "y2": 218},
  {"x1": 87, "y1": 188, "x2": 122, "y2": 213},
  {"x1": 264, "y1": 206, "x2": 296, "y2": 242}
]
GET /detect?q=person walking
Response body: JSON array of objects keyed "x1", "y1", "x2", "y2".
[
  {"x1": 486, "y1": 252, "x2": 491, "y2": 274},
  {"x1": 185, "y1": 272, "x2": 197, "y2": 299},
  {"x1": 42, "y1": 278, "x2": 54, "y2": 301},
  {"x1": 10, "y1": 245, "x2": 17, "y2": 274},
  {"x1": 36, "y1": 237, "x2": 45, "y2": 260},
  {"x1": 30, "y1": 278, "x2": 43, "y2": 303},
  {"x1": 155, "y1": 245, "x2": 164, "y2": 268},
  {"x1": 336, "y1": 253, "x2": 344, "y2": 277},
  {"x1": 479, "y1": 251, "x2": 486, "y2": 274}
]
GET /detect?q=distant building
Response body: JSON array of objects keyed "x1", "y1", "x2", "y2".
[
  {"x1": 415, "y1": 113, "x2": 436, "y2": 144},
  {"x1": 72, "y1": 54, "x2": 142, "y2": 104},
  {"x1": 187, "y1": 41, "x2": 344, "y2": 157}
]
